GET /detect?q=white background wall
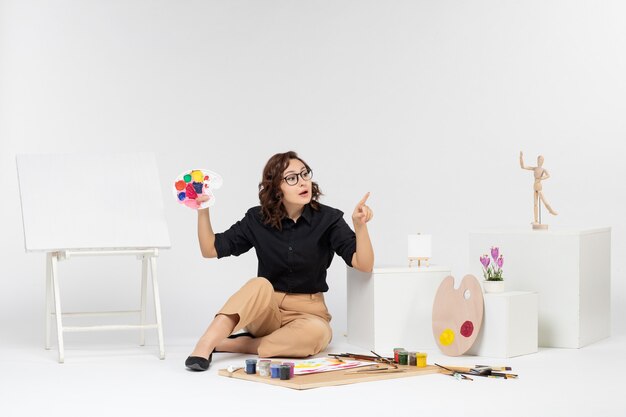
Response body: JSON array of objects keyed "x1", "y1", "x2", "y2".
[{"x1": 1, "y1": 0, "x2": 625, "y2": 349}]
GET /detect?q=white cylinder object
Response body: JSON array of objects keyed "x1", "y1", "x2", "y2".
[{"x1": 408, "y1": 234, "x2": 432, "y2": 258}]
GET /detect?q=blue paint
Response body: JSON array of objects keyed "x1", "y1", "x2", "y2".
[
  {"x1": 192, "y1": 182, "x2": 203, "y2": 194},
  {"x1": 245, "y1": 359, "x2": 257, "y2": 374},
  {"x1": 177, "y1": 192, "x2": 186, "y2": 201},
  {"x1": 270, "y1": 363, "x2": 281, "y2": 378}
]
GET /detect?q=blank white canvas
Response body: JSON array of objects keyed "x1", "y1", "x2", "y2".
[{"x1": 17, "y1": 152, "x2": 171, "y2": 251}]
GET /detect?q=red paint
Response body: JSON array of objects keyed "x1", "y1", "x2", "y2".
[
  {"x1": 185, "y1": 183, "x2": 198, "y2": 199},
  {"x1": 460, "y1": 320, "x2": 474, "y2": 337},
  {"x1": 175, "y1": 180, "x2": 186, "y2": 191},
  {"x1": 204, "y1": 175, "x2": 209, "y2": 180}
]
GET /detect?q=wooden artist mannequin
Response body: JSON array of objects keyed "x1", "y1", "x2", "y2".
[{"x1": 519, "y1": 151, "x2": 558, "y2": 229}]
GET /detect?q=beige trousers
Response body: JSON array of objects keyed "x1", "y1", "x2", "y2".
[{"x1": 217, "y1": 277, "x2": 333, "y2": 358}]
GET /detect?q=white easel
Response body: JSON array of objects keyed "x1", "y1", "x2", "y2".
[
  {"x1": 18, "y1": 153, "x2": 171, "y2": 363},
  {"x1": 44, "y1": 249, "x2": 164, "y2": 363}
]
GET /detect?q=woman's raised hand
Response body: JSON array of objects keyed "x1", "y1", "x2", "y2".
[{"x1": 352, "y1": 192, "x2": 374, "y2": 226}]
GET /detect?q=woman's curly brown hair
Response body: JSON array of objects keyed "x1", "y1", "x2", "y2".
[{"x1": 258, "y1": 151, "x2": 322, "y2": 230}]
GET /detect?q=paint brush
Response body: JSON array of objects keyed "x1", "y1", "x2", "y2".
[
  {"x1": 476, "y1": 365, "x2": 512, "y2": 371},
  {"x1": 434, "y1": 363, "x2": 473, "y2": 381},
  {"x1": 328, "y1": 352, "x2": 396, "y2": 367},
  {"x1": 491, "y1": 372, "x2": 518, "y2": 379},
  {"x1": 348, "y1": 369, "x2": 406, "y2": 375},
  {"x1": 345, "y1": 365, "x2": 406, "y2": 374},
  {"x1": 370, "y1": 350, "x2": 398, "y2": 368},
  {"x1": 438, "y1": 365, "x2": 518, "y2": 379}
]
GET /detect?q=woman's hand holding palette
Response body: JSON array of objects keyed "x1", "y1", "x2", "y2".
[{"x1": 173, "y1": 169, "x2": 223, "y2": 210}]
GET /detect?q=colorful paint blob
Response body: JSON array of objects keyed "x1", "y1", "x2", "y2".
[
  {"x1": 191, "y1": 170, "x2": 204, "y2": 182},
  {"x1": 185, "y1": 183, "x2": 198, "y2": 199},
  {"x1": 439, "y1": 329, "x2": 455, "y2": 346},
  {"x1": 175, "y1": 180, "x2": 186, "y2": 191},
  {"x1": 460, "y1": 320, "x2": 474, "y2": 337},
  {"x1": 173, "y1": 168, "x2": 223, "y2": 210}
]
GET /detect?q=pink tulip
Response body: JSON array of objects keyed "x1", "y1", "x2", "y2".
[
  {"x1": 491, "y1": 247, "x2": 499, "y2": 261},
  {"x1": 496, "y1": 255, "x2": 504, "y2": 269},
  {"x1": 480, "y1": 255, "x2": 490, "y2": 268}
]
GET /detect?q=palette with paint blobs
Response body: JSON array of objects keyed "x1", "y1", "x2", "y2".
[
  {"x1": 432, "y1": 274, "x2": 484, "y2": 357},
  {"x1": 173, "y1": 168, "x2": 223, "y2": 210}
]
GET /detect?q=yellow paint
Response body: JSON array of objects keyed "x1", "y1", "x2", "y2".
[
  {"x1": 439, "y1": 329, "x2": 455, "y2": 346},
  {"x1": 191, "y1": 170, "x2": 204, "y2": 182},
  {"x1": 416, "y1": 352, "x2": 427, "y2": 368}
]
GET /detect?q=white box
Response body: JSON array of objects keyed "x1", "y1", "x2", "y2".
[
  {"x1": 469, "y1": 228, "x2": 611, "y2": 348},
  {"x1": 347, "y1": 266, "x2": 451, "y2": 354},
  {"x1": 469, "y1": 291, "x2": 538, "y2": 358}
]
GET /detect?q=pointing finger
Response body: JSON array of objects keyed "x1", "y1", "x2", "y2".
[{"x1": 357, "y1": 192, "x2": 370, "y2": 207}]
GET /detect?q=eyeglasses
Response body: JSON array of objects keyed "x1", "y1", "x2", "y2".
[{"x1": 283, "y1": 169, "x2": 313, "y2": 186}]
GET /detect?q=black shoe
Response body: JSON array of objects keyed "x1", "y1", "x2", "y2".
[
  {"x1": 213, "y1": 332, "x2": 255, "y2": 353},
  {"x1": 185, "y1": 353, "x2": 212, "y2": 371},
  {"x1": 227, "y1": 332, "x2": 254, "y2": 339}
]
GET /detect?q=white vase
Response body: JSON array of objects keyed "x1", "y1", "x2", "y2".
[{"x1": 483, "y1": 280, "x2": 504, "y2": 293}]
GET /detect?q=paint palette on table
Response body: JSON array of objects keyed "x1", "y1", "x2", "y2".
[
  {"x1": 173, "y1": 168, "x2": 223, "y2": 210},
  {"x1": 432, "y1": 274, "x2": 484, "y2": 356}
]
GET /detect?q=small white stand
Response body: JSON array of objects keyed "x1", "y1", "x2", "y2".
[
  {"x1": 347, "y1": 265, "x2": 451, "y2": 353},
  {"x1": 45, "y1": 249, "x2": 165, "y2": 363},
  {"x1": 469, "y1": 291, "x2": 538, "y2": 358},
  {"x1": 470, "y1": 228, "x2": 611, "y2": 348}
]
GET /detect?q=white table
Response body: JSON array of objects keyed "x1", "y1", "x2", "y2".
[
  {"x1": 347, "y1": 265, "x2": 451, "y2": 354},
  {"x1": 469, "y1": 228, "x2": 611, "y2": 348}
]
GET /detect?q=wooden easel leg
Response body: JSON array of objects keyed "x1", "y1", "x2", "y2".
[
  {"x1": 140, "y1": 257, "x2": 148, "y2": 346},
  {"x1": 45, "y1": 253, "x2": 52, "y2": 350},
  {"x1": 149, "y1": 256, "x2": 165, "y2": 359},
  {"x1": 50, "y1": 253, "x2": 65, "y2": 363}
]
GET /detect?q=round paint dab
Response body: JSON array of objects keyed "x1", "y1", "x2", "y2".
[
  {"x1": 191, "y1": 170, "x2": 204, "y2": 182},
  {"x1": 460, "y1": 321, "x2": 474, "y2": 338},
  {"x1": 439, "y1": 329, "x2": 455, "y2": 346},
  {"x1": 175, "y1": 180, "x2": 186, "y2": 191},
  {"x1": 177, "y1": 192, "x2": 186, "y2": 201},
  {"x1": 183, "y1": 174, "x2": 192, "y2": 183}
]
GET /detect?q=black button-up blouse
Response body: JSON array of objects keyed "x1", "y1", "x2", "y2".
[{"x1": 214, "y1": 203, "x2": 357, "y2": 293}]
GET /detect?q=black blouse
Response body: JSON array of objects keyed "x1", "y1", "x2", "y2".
[{"x1": 214, "y1": 203, "x2": 357, "y2": 293}]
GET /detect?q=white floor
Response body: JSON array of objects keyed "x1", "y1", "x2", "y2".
[{"x1": 2, "y1": 335, "x2": 625, "y2": 417}]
